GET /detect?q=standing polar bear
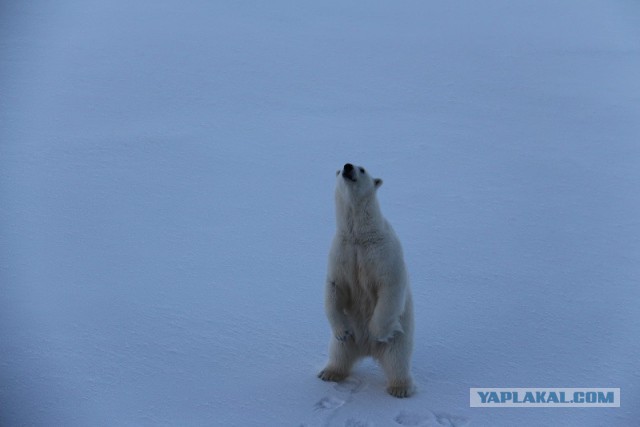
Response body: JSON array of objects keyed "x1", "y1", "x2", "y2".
[{"x1": 319, "y1": 163, "x2": 414, "y2": 398}]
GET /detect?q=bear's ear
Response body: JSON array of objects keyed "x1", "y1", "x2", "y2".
[{"x1": 374, "y1": 178, "x2": 383, "y2": 188}]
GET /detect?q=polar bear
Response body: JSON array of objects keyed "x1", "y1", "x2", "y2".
[{"x1": 318, "y1": 163, "x2": 414, "y2": 398}]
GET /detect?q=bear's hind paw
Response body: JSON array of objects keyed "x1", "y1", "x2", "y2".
[
  {"x1": 387, "y1": 383, "x2": 414, "y2": 398},
  {"x1": 318, "y1": 368, "x2": 348, "y2": 382}
]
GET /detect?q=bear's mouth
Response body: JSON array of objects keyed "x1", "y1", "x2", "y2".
[{"x1": 342, "y1": 171, "x2": 357, "y2": 182}]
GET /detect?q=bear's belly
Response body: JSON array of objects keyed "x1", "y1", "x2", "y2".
[{"x1": 344, "y1": 262, "x2": 379, "y2": 342}]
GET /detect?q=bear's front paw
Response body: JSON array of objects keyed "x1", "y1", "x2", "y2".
[
  {"x1": 370, "y1": 320, "x2": 403, "y2": 343},
  {"x1": 334, "y1": 329, "x2": 353, "y2": 342}
]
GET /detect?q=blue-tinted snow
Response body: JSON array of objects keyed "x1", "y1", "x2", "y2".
[{"x1": 1, "y1": 1, "x2": 639, "y2": 425}]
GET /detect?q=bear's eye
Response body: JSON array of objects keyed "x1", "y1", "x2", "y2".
[{"x1": 359, "y1": 167, "x2": 366, "y2": 174}]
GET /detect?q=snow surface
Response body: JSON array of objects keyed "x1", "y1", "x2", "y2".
[{"x1": 1, "y1": 1, "x2": 640, "y2": 426}]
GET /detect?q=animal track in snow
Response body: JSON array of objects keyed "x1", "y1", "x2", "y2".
[
  {"x1": 434, "y1": 412, "x2": 470, "y2": 427},
  {"x1": 344, "y1": 418, "x2": 372, "y2": 427},
  {"x1": 394, "y1": 410, "x2": 469, "y2": 427},
  {"x1": 334, "y1": 377, "x2": 364, "y2": 394},
  {"x1": 314, "y1": 396, "x2": 345, "y2": 411},
  {"x1": 394, "y1": 410, "x2": 437, "y2": 426}
]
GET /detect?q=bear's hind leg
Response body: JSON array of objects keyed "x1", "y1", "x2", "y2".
[
  {"x1": 318, "y1": 338, "x2": 360, "y2": 382},
  {"x1": 377, "y1": 339, "x2": 414, "y2": 398}
]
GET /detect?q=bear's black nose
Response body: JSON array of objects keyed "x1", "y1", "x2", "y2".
[{"x1": 342, "y1": 163, "x2": 356, "y2": 182}]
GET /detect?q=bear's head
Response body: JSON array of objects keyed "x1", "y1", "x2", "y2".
[{"x1": 335, "y1": 163, "x2": 383, "y2": 203}]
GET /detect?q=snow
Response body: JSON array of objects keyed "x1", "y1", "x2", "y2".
[{"x1": 1, "y1": 1, "x2": 639, "y2": 425}]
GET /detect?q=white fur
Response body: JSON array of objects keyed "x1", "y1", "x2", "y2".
[{"x1": 318, "y1": 164, "x2": 415, "y2": 398}]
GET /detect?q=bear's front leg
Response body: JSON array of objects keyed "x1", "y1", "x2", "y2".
[
  {"x1": 369, "y1": 285, "x2": 406, "y2": 342},
  {"x1": 324, "y1": 280, "x2": 352, "y2": 341}
]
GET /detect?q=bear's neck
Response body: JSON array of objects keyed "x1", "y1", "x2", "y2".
[{"x1": 336, "y1": 196, "x2": 386, "y2": 244}]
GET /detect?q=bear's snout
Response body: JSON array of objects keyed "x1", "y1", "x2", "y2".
[{"x1": 342, "y1": 163, "x2": 356, "y2": 181}]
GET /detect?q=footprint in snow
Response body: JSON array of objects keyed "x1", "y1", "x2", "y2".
[
  {"x1": 344, "y1": 418, "x2": 372, "y2": 427},
  {"x1": 394, "y1": 410, "x2": 437, "y2": 426},
  {"x1": 394, "y1": 410, "x2": 469, "y2": 427},
  {"x1": 334, "y1": 377, "x2": 364, "y2": 394},
  {"x1": 434, "y1": 413, "x2": 470, "y2": 427},
  {"x1": 314, "y1": 396, "x2": 345, "y2": 411}
]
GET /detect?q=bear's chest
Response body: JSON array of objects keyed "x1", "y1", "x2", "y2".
[
  {"x1": 342, "y1": 244, "x2": 378, "y2": 292},
  {"x1": 339, "y1": 245, "x2": 379, "y2": 319}
]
